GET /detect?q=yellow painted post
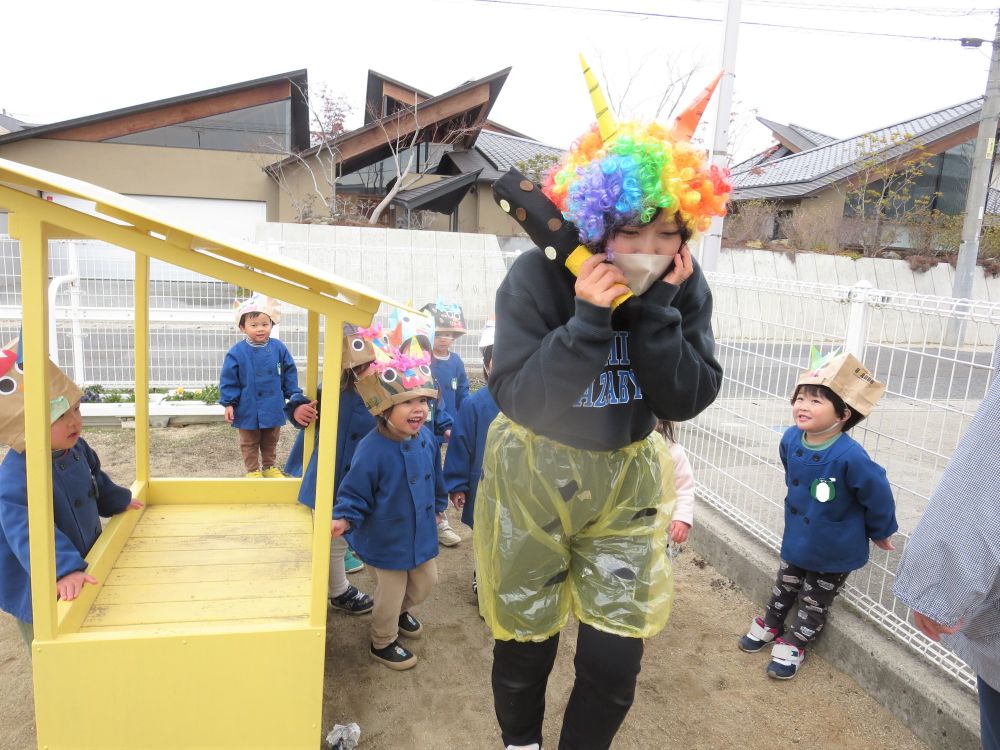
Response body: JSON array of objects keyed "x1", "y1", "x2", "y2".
[
  {"x1": 13, "y1": 216, "x2": 58, "y2": 642},
  {"x1": 309, "y1": 315, "x2": 342, "y2": 626},
  {"x1": 303, "y1": 310, "x2": 320, "y2": 473},
  {"x1": 134, "y1": 254, "x2": 150, "y2": 485}
]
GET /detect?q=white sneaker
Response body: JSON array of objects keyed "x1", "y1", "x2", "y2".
[
  {"x1": 506, "y1": 745, "x2": 540, "y2": 750},
  {"x1": 437, "y1": 518, "x2": 461, "y2": 547}
]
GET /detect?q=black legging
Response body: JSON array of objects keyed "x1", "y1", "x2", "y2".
[{"x1": 492, "y1": 622, "x2": 644, "y2": 749}]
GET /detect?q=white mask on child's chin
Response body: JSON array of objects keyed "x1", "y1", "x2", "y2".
[{"x1": 610, "y1": 253, "x2": 673, "y2": 295}]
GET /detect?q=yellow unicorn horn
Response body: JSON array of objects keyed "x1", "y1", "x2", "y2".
[{"x1": 579, "y1": 54, "x2": 618, "y2": 144}]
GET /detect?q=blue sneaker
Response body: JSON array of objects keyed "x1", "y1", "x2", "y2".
[
  {"x1": 344, "y1": 548, "x2": 365, "y2": 574},
  {"x1": 739, "y1": 616, "x2": 781, "y2": 653},
  {"x1": 766, "y1": 639, "x2": 804, "y2": 679},
  {"x1": 329, "y1": 585, "x2": 374, "y2": 615}
]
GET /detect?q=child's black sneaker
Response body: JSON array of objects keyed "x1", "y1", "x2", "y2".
[
  {"x1": 739, "y1": 616, "x2": 781, "y2": 653},
  {"x1": 370, "y1": 640, "x2": 417, "y2": 671},
  {"x1": 397, "y1": 611, "x2": 423, "y2": 638},
  {"x1": 766, "y1": 638, "x2": 804, "y2": 679},
  {"x1": 329, "y1": 585, "x2": 374, "y2": 615}
]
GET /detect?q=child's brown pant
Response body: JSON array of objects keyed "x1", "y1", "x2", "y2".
[
  {"x1": 238, "y1": 427, "x2": 281, "y2": 472},
  {"x1": 369, "y1": 559, "x2": 437, "y2": 649}
]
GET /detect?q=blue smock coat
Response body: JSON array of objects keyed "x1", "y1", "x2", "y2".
[
  {"x1": 284, "y1": 388, "x2": 376, "y2": 510},
  {"x1": 219, "y1": 339, "x2": 302, "y2": 429},
  {"x1": 443, "y1": 386, "x2": 500, "y2": 528},
  {"x1": 430, "y1": 352, "x2": 469, "y2": 420},
  {"x1": 779, "y1": 427, "x2": 898, "y2": 573},
  {"x1": 0, "y1": 438, "x2": 132, "y2": 622},
  {"x1": 334, "y1": 426, "x2": 447, "y2": 570}
]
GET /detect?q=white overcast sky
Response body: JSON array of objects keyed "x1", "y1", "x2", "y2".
[{"x1": 2, "y1": 0, "x2": 996, "y2": 163}]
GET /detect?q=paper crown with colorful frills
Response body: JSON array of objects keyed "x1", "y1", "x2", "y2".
[
  {"x1": 420, "y1": 301, "x2": 466, "y2": 337},
  {"x1": 342, "y1": 322, "x2": 382, "y2": 371},
  {"x1": 796, "y1": 347, "x2": 885, "y2": 417},
  {"x1": 0, "y1": 337, "x2": 83, "y2": 452},
  {"x1": 354, "y1": 332, "x2": 438, "y2": 416},
  {"x1": 542, "y1": 56, "x2": 732, "y2": 247},
  {"x1": 234, "y1": 293, "x2": 281, "y2": 328}
]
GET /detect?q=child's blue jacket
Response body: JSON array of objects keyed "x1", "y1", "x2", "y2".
[
  {"x1": 335, "y1": 426, "x2": 446, "y2": 570},
  {"x1": 431, "y1": 352, "x2": 469, "y2": 420},
  {"x1": 284, "y1": 388, "x2": 376, "y2": 510},
  {"x1": 0, "y1": 439, "x2": 132, "y2": 622},
  {"x1": 779, "y1": 426, "x2": 898, "y2": 573},
  {"x1": 443, "y1": 387, "x2": 500, "y2": 528},
  {"x1": 219, "y1": 339, "x2": 302, "y2": 429}
]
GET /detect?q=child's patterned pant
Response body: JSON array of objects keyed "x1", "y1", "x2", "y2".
[{"x1": 763, "y1": 560, "x2": 850, "y2": 647}]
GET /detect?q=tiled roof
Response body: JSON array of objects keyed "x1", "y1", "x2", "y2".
[
  {"x1": 731, "y1": 144, "x2": 791, "y2": 174},
  {"x1": 731, "y1": 98, "x2": 983, "y2": 200},
  {"x1": 0, "y1": 112, "x2": 29, "y2": 134},
  {"x1": 474, "y1": 130, "x2": 564, "y2": 172},
  {"x1": 788, "y1": 123, "x2": 837, "y2": 147}
]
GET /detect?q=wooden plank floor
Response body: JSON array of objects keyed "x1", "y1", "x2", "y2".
[{"x1": 81, "y1": 504, "x2": 313, "y2": 633}]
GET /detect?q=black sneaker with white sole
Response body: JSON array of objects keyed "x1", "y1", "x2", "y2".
[
  {"x1": 397, "y1": 611, "x2": 423, "y2": 638},
  {"x1": 329, "y1": 584, "x2": 374, "y2": 615},
  {"x1": 370, "y1": 640, "x2": 417, "y2": 670}
]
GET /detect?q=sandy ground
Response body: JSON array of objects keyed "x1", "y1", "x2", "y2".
[{"x1": 0, "y1": 423, "x2": 928, "y2": 750}]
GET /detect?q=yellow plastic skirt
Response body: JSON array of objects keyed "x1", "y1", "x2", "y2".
[{"x1": 474, "y1": 414, "x2": 677, "y2": 642}]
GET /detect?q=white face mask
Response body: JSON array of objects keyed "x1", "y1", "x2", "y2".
[{"x1": 611, "y1": 253, "x2": 673, "y2": 295}]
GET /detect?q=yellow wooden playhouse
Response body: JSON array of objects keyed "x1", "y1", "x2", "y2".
[{"x1": 0, "y1": 156, "x2": 404, "y2": 749}]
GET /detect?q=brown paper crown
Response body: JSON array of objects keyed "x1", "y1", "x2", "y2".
[
  {"x1": 796, "y1": 351, "x2": 885, "y2": 417},
  {"x1": 355, "y1": 336, "x2": 438, "y2": 416},
  {"x1": 0, "y1": 338, "x2": 83, "y2": 452},
  {"x1": 234, "y1": 293, "x2": 281, "y2": 327},
  {"x1": 342, "y1": 323, "x2": 383, "y2": 371}
]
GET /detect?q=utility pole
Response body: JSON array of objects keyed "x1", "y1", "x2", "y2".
[
  {"x1": 946, "y1": 9, "x2": 1000, "y2": 346},
  {"x1": 700, "y1": 0, "x2": 742, "y2": 273}
]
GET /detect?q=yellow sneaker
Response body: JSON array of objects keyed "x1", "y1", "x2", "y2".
[
  {"x1": 245, "y1": 470, "x2": 263, "y2": 478},
  {"x1": 262, "y1": 466, "x2": 287, "y2": 478}
]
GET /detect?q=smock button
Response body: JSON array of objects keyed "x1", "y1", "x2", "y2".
[
  {"x1": 350, "y1": 433, "x2": 358, "y2": 440},
  {"x1": 795, "y1": 450, "x2": 803, "y2": 457},
  {"x1": 424, "y1": 474, "x2": 430, "y2": 480},
  {"x1": 811, "y1": 455, "x2": 821, "y2": 462},
  {"x1": 804, "y1": 517, "x2": 811, "y2": 525},
  {"x1": 410, "y1": 478, "x2": 417, "y2": 484},
  {"x1": 790, "y1": 507, "x2": 798, "y2": 515},
  {"x1": 792, "y1": 479, "x2": 799, "y2": 486},
  {"x1": 74, "y1": 499, "x2": 82, "y2": 508}
]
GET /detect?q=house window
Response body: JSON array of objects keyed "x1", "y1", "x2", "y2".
[{"x1": 105, "y1": 100, "x2": 291, "y2": 152}]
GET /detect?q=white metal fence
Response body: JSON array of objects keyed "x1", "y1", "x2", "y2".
[
  {"x1": 1, "y1": 231, "x2": 993, "y2": 691},
  {"x1": 688, "y1": 271, "x2": 1000, "y2": 691}
]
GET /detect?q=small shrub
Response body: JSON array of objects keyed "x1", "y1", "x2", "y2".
[
  {"x1": 163, "y1": 385, "x2": 221, "y2": 404},
  {"x1": 724, "y1": 199, "x2": 778, "y2": 244},
  {"x1": 906, "y1": 255, "x2": 939, "y2": 273},
  {"x1": 779, "y1": 203, "x2": 842, "y2": 254}
]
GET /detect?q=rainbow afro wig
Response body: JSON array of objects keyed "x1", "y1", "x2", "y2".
[{"x1": 543, "y1": 120, "x2": 732, "y2": 248}]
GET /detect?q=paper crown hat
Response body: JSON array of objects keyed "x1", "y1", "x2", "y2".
[
  {"x1": 354, "y1": 335, "x2": 438, "y2": 416},
  {"x1": 479, "y1": 317, "x2": 496, "y2": 350},
  {"x1": 420, "y1": 301, "x2": 466, "y2": 337},
  {"x1": 388, "y1": 307, "x2": 434, "y2": 350},
  {"x1": 234, "y1": 293, "x2": 281, "y2": 327},
  {"x1": 795, "y1": 348, "x2": 886, "y2": 417},
  {"x1": 342, "y1": 322, "x2": 382, "y2": 371},
  {"x1": 0, "y1": 337, "x2": 83, "y2": 452}
]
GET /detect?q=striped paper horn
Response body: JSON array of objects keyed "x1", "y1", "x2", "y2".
[{"x1": 579, "y1": 54, "x2": 618, "y2": 144}]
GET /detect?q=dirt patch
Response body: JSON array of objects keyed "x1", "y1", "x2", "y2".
[{"x1": 0, "y1": 424, "x2": 927, "y2": 749}]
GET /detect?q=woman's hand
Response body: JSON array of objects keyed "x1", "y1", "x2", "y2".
[
  {"x1": 663, "y1": 245, "x2": 694, "y2": 286},
  {"x1": 575, "y1": 254, "x2": 630, "y2": 308}
]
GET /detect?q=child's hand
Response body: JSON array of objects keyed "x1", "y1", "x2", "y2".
[
  {"x1": 436, "y1": 512, "x2": 444, "y2": 524},
  {"x1": 575, "y1": 254, "x2": 630, "y2": 308},
  {"x1": 293, "y1": 401, "x2": 319, "y2": 427},
  {"x1": 224, "y1": 405, "x2": 235, "y2": 424},
  {"x1": 450, "y1": 491, "x2": 466, "y2": 510},
  {"x1": 56, "y1": 570, "x2": 98, "y2": 601},
  {"x1": 128, "y1": 500, "x2": 144, "y2": 510},
  {"x1": 663, "y1": 245, "x2": 694, "y2": 286},
  {"x1": 913, "y1": 611, "x2": 962, "y2": 642},
  {"x1": 669, "y1": 520, "x2": 691, "y2": 543},
  {"x1": 872, "y1": 537, "x2": 896, "y2": 551},
  {"x1": 331, "y1": 519, "x2": 350, "y2": 538},
  {"x1": 443, "y1": 429, "x2": 452, "y2": 443}
]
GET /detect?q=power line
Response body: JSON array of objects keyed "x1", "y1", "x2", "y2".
[{"x1": 468, "y1": 0, "x2": 981, "y2": 42}]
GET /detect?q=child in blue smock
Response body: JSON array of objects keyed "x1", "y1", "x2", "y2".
[
  {"x1": 283, "y1": 324, "x2": 379, "y2": 613},
  {"x1": 421, "y1": 301, "x2": 467, "y2": 547},
  {"x1": 219, "y1": 293, "x2": 308, "y2": 477},
  {"x1": 444, "y1": 319, "x2": 500, "y2": 593},
  {"x1": 739, "y1": 351, "x2": 897, "y2": 680},
  {"x1": 332, "y1": 333, "x2": 446, "y2": 671},
  {"x1": 0, "y1": 338, "x2": 141, "y2": 648}
]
